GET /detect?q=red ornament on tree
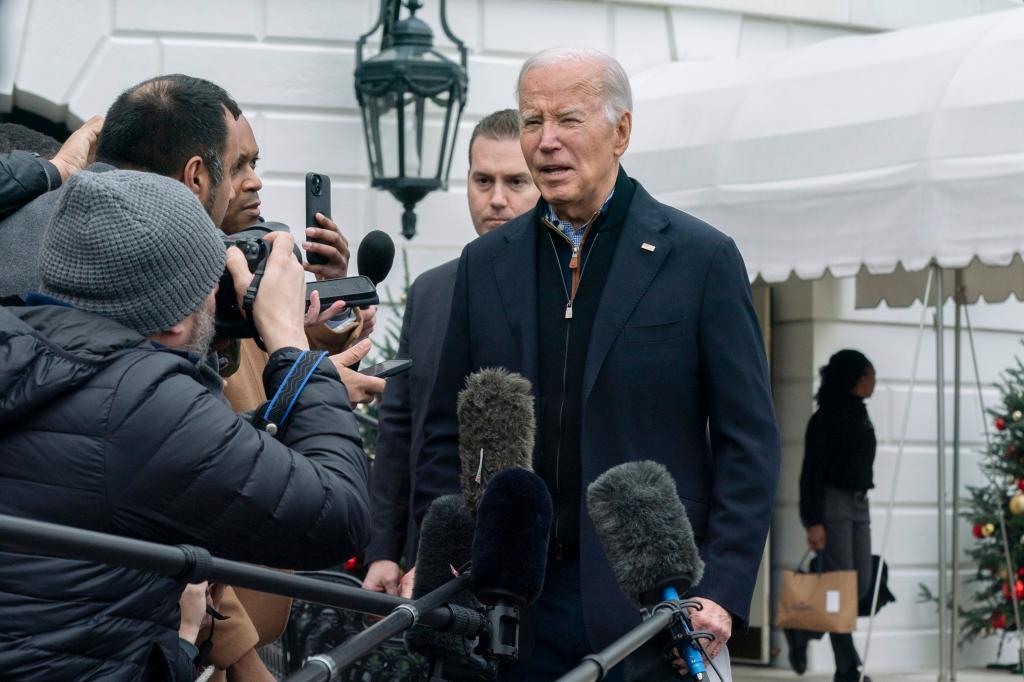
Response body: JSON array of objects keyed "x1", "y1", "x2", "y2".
[
  {"x1": 1002, "y1": 579, "x2": 1024, "y2": 600},
  {"x1": 1017, "y1": 479, "x2": 1024, "y2": 492},
  {"x1": 974, "y1": 523, "x2": 986, "y2": 539},
  {"x1": 994, "y1": 612, "x2": 1008, "y2": 629},
  {"x1": 997, "y1": 417, "x2": 1008, "y2": 431},
  {"x1": 1017, "y1": 567, "x2": 1024, "y2": 578}
]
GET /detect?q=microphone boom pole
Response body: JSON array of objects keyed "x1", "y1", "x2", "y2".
[
  {"x1": 556, "y1": 601, "x2": 698, "y2": 682},
  {"x1": 286, "y1": 571, "x2": 479, "y2": 682},
  {"x1": 0, "y1": 513, "x2": 482, "y2": 632}
]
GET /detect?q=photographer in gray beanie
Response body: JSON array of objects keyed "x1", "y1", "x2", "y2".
[
  {"x1": 0, "y1": 169, "x2": 370, "y2": 681},
  {"x1": 39, "y1": 169, "x2": 225, "y2": 339}
]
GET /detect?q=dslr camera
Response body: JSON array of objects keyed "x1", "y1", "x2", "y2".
[{"x1": 214, "y1": 222, "x2": 379, "y2": 346}]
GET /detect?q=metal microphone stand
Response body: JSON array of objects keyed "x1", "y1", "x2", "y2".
[
  {"x1": 286, "y1": 572, "x2": 483, "y2": 682},
  {"x1": 556, "y1": 599, "x2": 712, "y2": 682},
  {"x1": 0, "y1": 512, "x2": 486, "y2": 633},
  {"x1": 419, "y1": 596, "x2": 522, "y2": 682}
]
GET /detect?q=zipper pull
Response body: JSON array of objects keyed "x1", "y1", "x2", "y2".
[
  {"x1": 475, "y1": 448, "x2": 485, "y2": 484},
  {"x1": 565, "y1": 301, "x2": 573, "y2": 319},
  {"x1": 569, "y1": 246, "x2": 579, "y2": 271}
]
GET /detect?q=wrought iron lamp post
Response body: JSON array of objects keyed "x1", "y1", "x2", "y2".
[{"x1": 354, "y1": 0, "x2": 468, "y2": 239}]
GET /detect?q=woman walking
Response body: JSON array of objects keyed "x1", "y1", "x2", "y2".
[{"x1": 799, "y1": 349, "x2": 877, "y2": 682}]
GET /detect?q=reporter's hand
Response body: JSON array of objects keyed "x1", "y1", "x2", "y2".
[
  {"x1": 304, "y1": 289, "x2": 348, "y2": 327},
  {"x1": 50, "y1": 115, "x2": 103, "y2": 181},
  {"x1": 807, "y1": 524, "x2": 826, "y2": 551},
  {"x1": 672, "y1": 597, "x2": 731, "y2": 676},
  {"x1": 328, "y1": 339, "x2": 385, "y2": 404},
  {"x1": 208, "y1": 583, "x2": 225, "y2": 614},
  {"x1": 356, "y1": 305, "x2": 377, "y2": 342},
  {"x1": 225, "y1": 232, "x2": 309, "y2": 353},
  {"x1": 178, "y1": 581, "x2": 209, "y2": 644},
  {"x1": 399, "y1": 565, "x2": 416, "y2": 599},
  {"x1": 362, "y1": 560, "x2": 402, "y2": 596},
  {"x1": 303, "y1": 212, "x2": 349, "y2": 280}
]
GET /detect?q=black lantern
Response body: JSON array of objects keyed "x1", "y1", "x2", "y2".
[{"x1": 355, "y1": 0, "x2": 468, "y2": 239}]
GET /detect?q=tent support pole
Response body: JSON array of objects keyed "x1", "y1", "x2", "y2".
[
  {"x1": 935, "y1": 262, "x2": 949, "y2": 682},
  {"x1": 950, "y1": 269, "x2": 963, "y2": 680},
  {"x1": 859, "y1": 268, "x2": 934, "y2": 682}
]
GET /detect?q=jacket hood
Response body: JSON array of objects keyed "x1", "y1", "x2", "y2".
[{"x1": 0, "y1": 304, "x2": 148, "y2": 424}]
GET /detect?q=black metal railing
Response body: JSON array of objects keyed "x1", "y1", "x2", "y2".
[{"x1": 258, "y1": 571, "x2": 429, "y2": 681}]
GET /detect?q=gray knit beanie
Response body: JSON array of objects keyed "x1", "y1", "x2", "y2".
[{"x1": 39, "y1": 170, "x2": 226, "y2": 336}]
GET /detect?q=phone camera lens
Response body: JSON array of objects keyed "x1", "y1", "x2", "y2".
[{"x1": 311, "y1": 175, "x2": 322, "y2": 196}]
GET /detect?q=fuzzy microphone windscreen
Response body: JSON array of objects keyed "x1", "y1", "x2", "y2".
[
  {"x1": 404, "y1": 494, "x2": 485, "y2": 668},
  {"x1": 470, "y1": 468, "x2": 552, "y2": 606},
  {"x1": 587, "y1": 461, "x2": 704, "y2": 608},
  {"x1": 457, "y1": 368, "x2": 535, "y2": 509},
  {"x1": 410, "y1": 494, "x2": 475, "y2": 598},
  {"x1": 356, "y1": 229, "x2": 396, "y2": 285}
]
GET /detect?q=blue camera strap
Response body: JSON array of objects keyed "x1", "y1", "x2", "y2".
[{"x1": 257, "y1": 350, "x2": 328, "y2": 437}]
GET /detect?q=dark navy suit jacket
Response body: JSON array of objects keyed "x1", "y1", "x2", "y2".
[
  {"x1": 366, "y1": 259, "x2": 458, "y2": 565},
  {"x1": 416, "y1": 180, "x2": 780, "y2": 649}
]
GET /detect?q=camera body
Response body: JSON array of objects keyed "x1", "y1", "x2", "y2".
[
  {"x1": 214, "y1": 220, "x2": 380, "y2": 347},
  {"x1": 215, "y1": 221, "x2": 298, "y2": 340}
]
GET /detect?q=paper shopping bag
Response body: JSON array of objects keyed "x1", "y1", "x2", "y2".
[{"x1": 775, "y1": 554, "x2": 858, "y2": 633}]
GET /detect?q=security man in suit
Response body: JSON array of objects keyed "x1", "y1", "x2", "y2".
[
  {"x1": 415, "y1": 49, "x2": 781, "y2": 680},
  {"x1": 362, "y1": 109, "x2": 540, "y2": 595}
]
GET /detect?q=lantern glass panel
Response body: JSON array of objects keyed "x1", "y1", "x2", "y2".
[{"x1": 366, "y1": 92, "x2": 457, "y2": 183}]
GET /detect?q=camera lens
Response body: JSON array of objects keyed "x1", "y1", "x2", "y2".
[{"x1": 311, "y1": 174, "x2": 322, "y2": 196}]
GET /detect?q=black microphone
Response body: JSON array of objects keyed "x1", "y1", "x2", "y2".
[
  {"x1": 405, "y1": 494, "x2": 497, "y2": 679},
  {"x1": 469, "y1": 468, "x2": 552, "y2": 668},
  {"x1": 471, "y1": 468, "x2": 552, "y2": 608},
  {"x1": 356, "y1": 229, "x2": 395, "y2": 285},
  {"x1": 557, "y1": 461, "x2": 709, "y2": 682},
  {"x1": 457, "y1": 368, "x2": 535, "y2": 509}
]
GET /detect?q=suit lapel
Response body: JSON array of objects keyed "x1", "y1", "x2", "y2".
[
  {"x1": 492, "y1": 216, "x2": 540, "y2": 390},
  {"x1": 582, "y1": 189, "x2": 671, "y2": 408}
]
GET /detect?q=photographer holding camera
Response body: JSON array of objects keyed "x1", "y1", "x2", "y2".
[
  {"x1": 0, "y1": 75, "x2": 382, "y2": 680},
  {"x1": 0, "y1": 169, "x2": 370, "y2": 680}
]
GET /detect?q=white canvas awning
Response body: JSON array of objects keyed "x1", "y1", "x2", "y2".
[{"x1": 626, "y1": 8, "x2": 1024, "y2": 293}]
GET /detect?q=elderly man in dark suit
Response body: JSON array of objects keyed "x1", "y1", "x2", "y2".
[
  {"x1": 414, "y1": 48, "x2": 780, "y2": 680},
  {"x1": 361, "y1": 109, "x2": 540, "y2": 595}
]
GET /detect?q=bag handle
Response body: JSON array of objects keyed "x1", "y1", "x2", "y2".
[
  {"x1": 795, "y1": 549, "x2": 838, "y2": 574},
  {"x1": 795, "y1": 549, "x2": 813, "y2": 572}
]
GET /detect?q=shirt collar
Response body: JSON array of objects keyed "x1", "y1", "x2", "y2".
[{"x1": 545, "y1": 187, "x2": 616, "y2": 234}]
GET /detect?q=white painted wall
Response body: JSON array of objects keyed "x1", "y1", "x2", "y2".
[
  {"x1": 3, "y1": 0, "x2": 1023, "y2": 672},
  {"x1": 4, "y1": 0, "x2": 1016, "y2": 298}
]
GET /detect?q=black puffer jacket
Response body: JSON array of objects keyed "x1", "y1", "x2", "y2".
[
  {"x1": 0, "y1": 303, "x2": 370, "y2": 680},
  {"x1": 799, "y1": 395, "x2": 876, "y2": 527},
  {"x1": 0, "y1": 150, "x2": 61, "y2": 219}
]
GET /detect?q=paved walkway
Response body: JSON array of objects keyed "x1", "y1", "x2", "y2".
[{"x1": 732, "y1": 666, "x2": 1019, "y2": 682}]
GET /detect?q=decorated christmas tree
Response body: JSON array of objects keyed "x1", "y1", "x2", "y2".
[{"x1": 960, "y1": 358, "x2": 1024, "y2": 658}]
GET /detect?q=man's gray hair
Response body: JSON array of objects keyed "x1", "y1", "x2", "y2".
[{"x1": 515, "y1": 48, "x2": 633, "y2": 125}]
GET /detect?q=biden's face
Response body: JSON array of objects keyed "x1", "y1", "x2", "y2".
[{"x1": 518, "y1": 60, "x2": 630, "y2": 223}]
